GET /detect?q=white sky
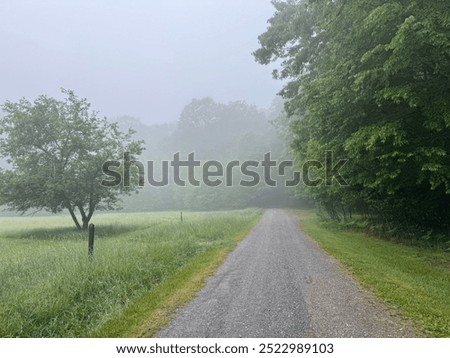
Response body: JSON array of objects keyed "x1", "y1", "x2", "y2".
[{"x1": 0, "y1": 0, "x2": 281, "y2": 124}]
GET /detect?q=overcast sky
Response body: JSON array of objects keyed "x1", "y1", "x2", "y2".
[{"x1": 0, "y1": 0, "x2": 281, "y2": 124}]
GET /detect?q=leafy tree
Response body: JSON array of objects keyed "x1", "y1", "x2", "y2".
[
  {"x1": 255, "y1": 0, "x2": 450, "y2": 228},
  {"x1": 0, "y1": 90, "x2": 144, "y2": 230},
  {"x1": 172, "y1": 97, "x2": 268, "y2": 159}
]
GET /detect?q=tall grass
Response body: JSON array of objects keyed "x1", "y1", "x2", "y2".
[{"x1": 0, "y1": 210, "x2": 260, "y2": 337}]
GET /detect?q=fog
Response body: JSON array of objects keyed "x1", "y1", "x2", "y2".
[
  {"x1": 0, "y1": 0, "x2": 280, "y2": 124},
  {"x1": 0, "y1": 1, "x2": 299, "y2": 214}
]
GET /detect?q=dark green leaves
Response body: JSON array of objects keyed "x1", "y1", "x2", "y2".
[{"x1": 255, "y1": 0, "x2": 450, "y2": 229}]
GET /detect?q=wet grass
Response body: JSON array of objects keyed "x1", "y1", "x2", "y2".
[{"x1": 0, "y1": 210, "x2": 261, "y2": 337}]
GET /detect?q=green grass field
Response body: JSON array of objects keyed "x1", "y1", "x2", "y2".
[
  {"x1": 298, "y1": 210, "x2": 450, "y2": 337},
  {"x1": 0, "y1": 210, "x2": 261, "y2": 337}
]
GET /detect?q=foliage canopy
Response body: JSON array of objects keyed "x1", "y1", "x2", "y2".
[
  {"x1": 0, "y1": 90, "x2": 144, "y2": 229},
  {"x1": 255, "y1": 0, "x2": 450, "y2": 229}
]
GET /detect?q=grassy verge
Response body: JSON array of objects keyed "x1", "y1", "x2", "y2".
[
  {"x1": 93, "y1": 228, "x2": 250, "y2": 337},
  {"x1": 0, "y1": 210, "x2": 261, "y2": 337},
  {"x1": 298, "y1": 210, "x2": 450, "y2": 338}
]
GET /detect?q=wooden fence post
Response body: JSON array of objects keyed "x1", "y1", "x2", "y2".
[{"x1": 88, "y1": 223, "x2": 95, "y2": 258}]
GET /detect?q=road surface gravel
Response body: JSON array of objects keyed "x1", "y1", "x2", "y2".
[{"x1": 158, "y1": 209, "x2": 414, "y2": 337}]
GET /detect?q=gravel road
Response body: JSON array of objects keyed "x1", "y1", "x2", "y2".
[{"x1": 158, "y1": 209, "x2": 414, "y2": 338}]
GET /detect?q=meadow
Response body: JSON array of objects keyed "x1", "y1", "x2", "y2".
[{"x1": 0, "y1": 209, "x2": 261, "y2": 337}]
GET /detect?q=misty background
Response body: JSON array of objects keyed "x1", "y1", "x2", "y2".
[
  {"x1": 0, "y1": 0, "x2": 280, "y2": 124},
  {"x1": 0, "y1": 0, "x2": 297, "y2": 213}
]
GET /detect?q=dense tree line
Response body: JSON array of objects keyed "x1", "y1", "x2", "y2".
[{"x1": 254, "y1": 0, "x2": 450, "y2": 231}]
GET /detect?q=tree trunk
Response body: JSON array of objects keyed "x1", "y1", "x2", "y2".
[
  {"x1": 68, "y1": 206, "x2": 82, "y2": 231},
  {"x1": 82, "y1": 218, "x2": 89, "y2": 231},
  {"x1": 341, "y1": 204, "x2": 347, "y2": 221},
  {"x1": 78, "y1": 204, "x2": 95, "y2": 231},
  {"x1": 78, "y1": 205, "x2": 89, "y2": 231}
]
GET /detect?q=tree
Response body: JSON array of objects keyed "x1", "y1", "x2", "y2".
[
  {"x1": 254, "y1": 0, "x2": 450, "y2": 228},
  {"x1": 0, "y1": 90, "x2": 144, "y2": 230},
  {"x1": 172, "y1": 97, "x2": 268, "y2": 159}
]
